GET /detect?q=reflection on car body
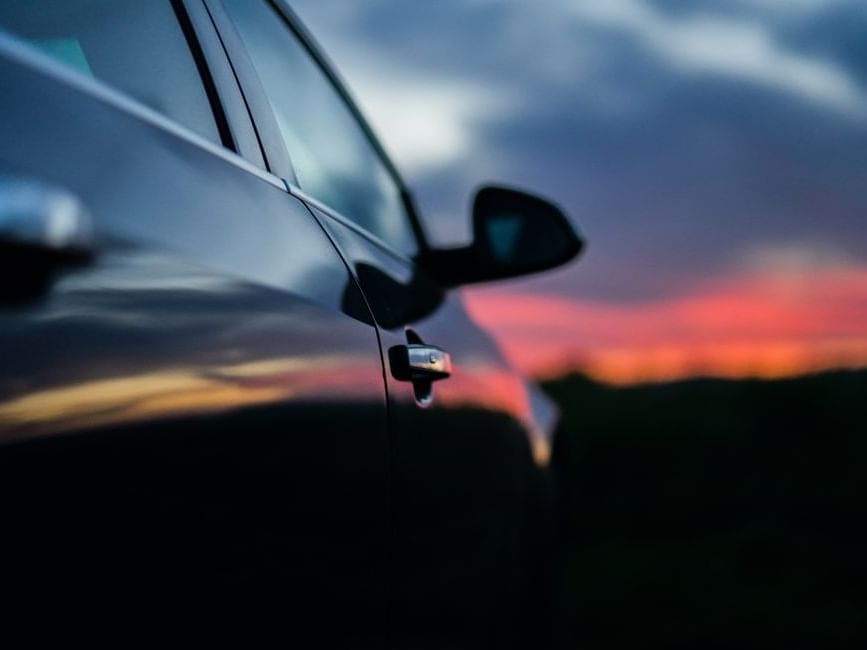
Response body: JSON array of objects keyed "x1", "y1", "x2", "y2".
[{"x1": 0, "y1": 1, "x2": 583, "y2": 648}]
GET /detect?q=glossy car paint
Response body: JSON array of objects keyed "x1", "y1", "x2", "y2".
[
  {"x1": 306, "y1": 202, "x2": 555, "y2": 649},
  {"x1": 0, "y1": 2, "x2": 560, "y2": 648},
  {"x1": 0, "y1": 32, "x2": 388, "y2": 646}
]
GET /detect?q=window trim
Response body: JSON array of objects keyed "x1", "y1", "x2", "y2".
[
  {"x1": 287, "y1": 181, "x2": 416, "y2": 266},
  {"x1": 179, "y1": 0, "x2": 266, "y2": 168},
  {"x1": 213, "y1": 0, "x2": 432, "y2": 258},
  {"x1": 269, "y1": 0, "x2": 429, "y2": 250},
  {"x1": 171, "y1": 0, "x2": 234, "y2": 150},
  {"x1": 203, "y1": 0, "x2": 297, "y2": 184},
  {"x1": 0, "y1": 23, "x2": 285, "y2": 192}
]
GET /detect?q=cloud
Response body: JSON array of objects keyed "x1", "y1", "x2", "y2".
[
  {"x1": 569, "y1": 0, "x2": 867, "y2": 119},
  {"x1": 737, "y1": 242, "x2": 859, "y2": 276},
  {"x1": 465, "y1": 264, "x2": 867, "y2": 381},
  {"x1": 290, "y1": 4, "x2": 516, "y2": 175},
  {"x1": 344, "y1": 71, "x2": 509, "y2": 175},
  {"x1": 291, "y1": 0, "x2": 867, "y2": 313},
  {"x1": 736, "y1": 0, "x2": 856, "y2": 14}
]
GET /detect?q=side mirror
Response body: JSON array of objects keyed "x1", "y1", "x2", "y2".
[{"x1": 422, "y1": 185, "x2": 584, "y2": 287}]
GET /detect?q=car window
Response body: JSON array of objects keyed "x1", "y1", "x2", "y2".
[
  {"x1": 223, "y1": 0, "x2": 418, "y2": 256},
  {"x1": 0, "y1": 0, "x2": 222, "y2": 146}
]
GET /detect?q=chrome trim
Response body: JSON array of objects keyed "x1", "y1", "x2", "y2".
[
  {"x1": 0, "y1": 174, "x2": 95, "y2": 254},
  {"x1": 181, "y1": 0, "x2": 266, "y2": 168},
  {"x1": 205, "y1": 0, "x2": 298, "y2": 184},
  {"x1": 241, "y1": 1, "x2": 430, "y2": 252},
  {"x1": 0, "y1": 29, "x2": 285, "y2": 192},
  {"x1": 285, "y1": 182, "x2": 416, "y2": 265},
  {"x1": 405, "y1": 344, "x2": 452, "y2": 380}
]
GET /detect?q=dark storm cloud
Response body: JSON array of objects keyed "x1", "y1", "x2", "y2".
[{"x1": 291, "y1": 0, "x2": 867, "y2": 302}]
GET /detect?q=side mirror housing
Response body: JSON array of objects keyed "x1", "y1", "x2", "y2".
[{"x1": 423, "y1": 185, "x2": 584, "y2": 287}]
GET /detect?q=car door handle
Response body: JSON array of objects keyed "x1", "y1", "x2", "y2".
[
  {"x1": 0, "y1": 175, "x2": 95, "y2": 259},
  {"x1": 388, "y1": 344, "x2": 452, "y2": 382},
  {"x1": 1, "y1": 175, "x2": 96, "y2": 304}
]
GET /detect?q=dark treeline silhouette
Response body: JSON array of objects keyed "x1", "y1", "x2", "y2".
[{"x1": 544, "y1": 369, "x2": 867, "y2": 650}]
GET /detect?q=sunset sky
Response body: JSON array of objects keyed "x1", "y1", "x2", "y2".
[{"x1": 293, "y1": 0, "x2": 867, "y2": 383}]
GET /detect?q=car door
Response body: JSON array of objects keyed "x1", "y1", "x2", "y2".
[
  {"x1": 213, "y1": 2, "x2": 558, "y2": 648},
  {"x1": 0, "y1": 2, "x2": 389, "y2": 647}
]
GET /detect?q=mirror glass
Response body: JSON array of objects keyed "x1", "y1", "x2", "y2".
[{"x1": 486, "y1": 213, "x2": 525, "y2": 264}]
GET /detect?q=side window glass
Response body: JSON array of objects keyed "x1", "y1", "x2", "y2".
[
  {"x1": 223, "y1": 0, "x2": 418, "y2": 256},
  {"x1": 0, "y1": 0, "x2": 222, "y2": 146}
]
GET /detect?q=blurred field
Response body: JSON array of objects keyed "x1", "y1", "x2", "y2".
[{"x1": 543, "y1": 369, "x2": 867, "y2": 650}]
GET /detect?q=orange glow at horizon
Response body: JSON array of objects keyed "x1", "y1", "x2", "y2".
[{"x1": 465, "y1": 266, "x2": 867, "y2": 384}]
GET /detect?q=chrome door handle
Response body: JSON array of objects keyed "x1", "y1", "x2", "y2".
[
  {"x1": 1, "y1": 175, "x2": 96, "y2": 304},
  {"x1": 0, "y1": 175, "x2": 95, "y2": 259},
  {"x1": 388, "y1": 344, "x2": 452, "y2": 382}
]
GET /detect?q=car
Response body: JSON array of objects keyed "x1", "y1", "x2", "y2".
[{"x1": 0, "y1": 1, "x2": 583, "y2": 647}]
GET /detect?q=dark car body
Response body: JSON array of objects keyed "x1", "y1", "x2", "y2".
[{"x1": 0, "y1": 1, "x2": 580, "y2": 647}]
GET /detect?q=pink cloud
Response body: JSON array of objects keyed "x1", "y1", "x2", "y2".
[{"x1": 464, "y1": 266, "x2": 867, "y2": 383}]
